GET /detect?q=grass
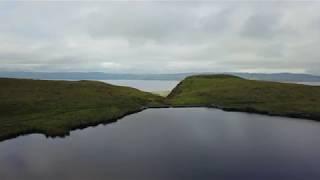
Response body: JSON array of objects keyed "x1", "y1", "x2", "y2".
[
  {"x1": 0, "y1": 78, "x2": 164, "y2": 141},
  {"x1": 168, "y1": 74, "x2": 320, "y2": 120},
  {"x1": 1, "y1": 75, "x2": 320, "y2": 141}
]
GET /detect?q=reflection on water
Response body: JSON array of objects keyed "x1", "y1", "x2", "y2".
[{"x1": 1, "y1": 108, "x2": 320, "y2": 180}]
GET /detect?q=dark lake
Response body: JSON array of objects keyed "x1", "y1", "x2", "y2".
[{"x1": 1, "y1": 108, "x2": 320, "y2": 180}]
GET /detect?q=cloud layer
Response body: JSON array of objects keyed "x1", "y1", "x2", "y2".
[{"x1": 1, "y1": 1, "x2": 320, "y2": 74}]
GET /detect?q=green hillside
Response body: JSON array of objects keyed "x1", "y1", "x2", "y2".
[
  {"x1": 168, "y1": 74, "x2": 320, "y2": 120},
  {"x1": 1, "y1": 75, "x2": 320, "y2": 142},
  {"x1": 0, "y1": 78, "x2": 164, "y2": 141}
]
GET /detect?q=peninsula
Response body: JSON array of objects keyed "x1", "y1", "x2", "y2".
[{"x1": 168, "y1": 75, "x2": 320, "y2": 120}]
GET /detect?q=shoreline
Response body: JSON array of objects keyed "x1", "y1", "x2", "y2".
[
  {"x1": 1, "y1": 105, "x2": 319, "y2": 143},
  {"x1": 169, "y1": 105, "x2": 320, "y2": 121},
  {"x1": 0, "y1": 107, "x2": 147, "y2": 143},
  {"x1": 149, "y1": 104, "x2": 320, "y2": 121}
]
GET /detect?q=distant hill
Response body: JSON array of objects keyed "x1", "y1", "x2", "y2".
[
  {"x1": 0, "y1": 72, "x2": 320, "y2": 82},
  {"x1": 0, "y1": 72, "x2": 190, "y2": 81},
  {"x1": 232, "y1": 73, "x2": 320, "y2": 82}
]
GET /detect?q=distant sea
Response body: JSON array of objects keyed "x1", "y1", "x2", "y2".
[
  {"x1": 292, "y1": 82, "x2": 320, "y2": 86},
  {"x1": 99, "y1": 80, "x2": 180, "y2": 92}
]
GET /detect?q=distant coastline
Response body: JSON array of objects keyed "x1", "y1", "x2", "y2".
[{"x1": 1, "y1": 72, "x2": 320, "y2": 82}]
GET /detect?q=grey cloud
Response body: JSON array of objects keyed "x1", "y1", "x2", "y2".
[
  {"x1": 241, "y1": 12, "x2": 283, "y2": 39},
  {"x1": 258, "y1": 43, "x2": 285, "y2": 58},
  {"x1": 85, "y1": 3, "x2": 236, "y2": 45},
  {"x1": 200, "y1": 6, "x2": 235, "y2": 34},
  {"x1": 86, "y1": 4, "x2": 193, "y2": 41},
  {"x1": 0, "y1": 1, "x2": 319, "y2": 74}
]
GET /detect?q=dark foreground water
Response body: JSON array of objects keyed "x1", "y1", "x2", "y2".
[{"x1": 1, "y1": 108, "x2": 320, "y2": 180}]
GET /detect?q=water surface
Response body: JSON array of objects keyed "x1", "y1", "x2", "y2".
[
  {"x1": 99, "y1": 80, "x2": 179, "y2": 92},
  {"x1": 292, "y1": 82, "x2": 320, "y2": 86},
  {"x1": 1, "y1": 108, "x2": 320, "y2": 180}
]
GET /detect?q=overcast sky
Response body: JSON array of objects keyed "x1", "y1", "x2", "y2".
[{"x1": 1, "y1": 1, "x2": 320, "y2": 74}]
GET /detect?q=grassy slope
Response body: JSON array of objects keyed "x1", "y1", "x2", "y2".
[
  {"x1": 0, "y1": 78, "x2": 164, "y2": 140},
  {"x1": 168, "y1": 75, "x2": 320, "y2": 120},
  {"x1": 2, "y1": 75, "x2": 320, "y2": 141}
]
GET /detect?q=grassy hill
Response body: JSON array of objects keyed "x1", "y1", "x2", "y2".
[
  {"x1": 0, "y1": 78, "x2": 164, "y2": 141},
  {"x1": 168, "y1": 74, "x2": 320, "y2": 120},
  {"x1": 1, "y1": 75, "x2": 320, "y2": 142}
]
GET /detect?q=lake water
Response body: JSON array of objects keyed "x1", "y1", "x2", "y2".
[{"x1": 1, "y1": 108, "x2": 320, "y2": 180}]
